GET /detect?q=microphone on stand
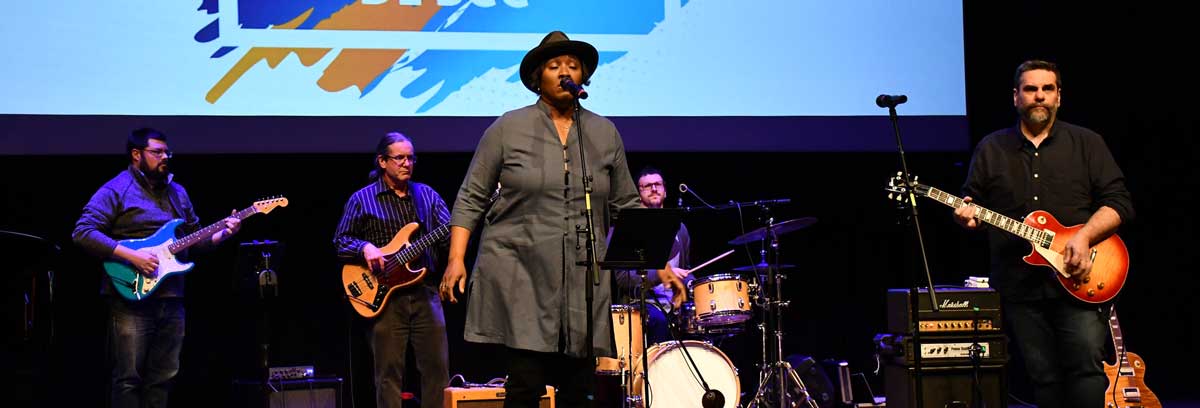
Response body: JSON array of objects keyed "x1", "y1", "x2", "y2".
[
  {"x1": 702, "y1": 390, "x2": 725, "y2": 408},
  {"x1": 678, "y1": 183, "x2": 688, "y2": 207},
  {"x1": 559, "y1": 77, "x2": 589, "y2": 99},
  {"x1": 875, "y1": 94, "x2": 907, "y2": 108}
]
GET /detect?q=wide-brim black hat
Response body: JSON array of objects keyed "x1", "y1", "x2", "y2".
[{"x1": 519, "y1": 31, "x2": 599, "y2": 94}]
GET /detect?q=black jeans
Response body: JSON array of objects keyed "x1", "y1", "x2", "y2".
[
  {"x1": 1005, "y1": 298, "x2": 1109, "y2": 408},
  {"x1": 504, "y1": 347, "x2": 594, "y2": 408},
  {"x1": 108, "y1": 297, "x2": 185, "y2": 408},
  {"x1": 367, "y1": 285, "x2": 449, "y2": 408}
]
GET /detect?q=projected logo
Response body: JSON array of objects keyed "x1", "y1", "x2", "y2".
[{"x1": 195, "y1": 0, "x2": 685, "y2": 113}]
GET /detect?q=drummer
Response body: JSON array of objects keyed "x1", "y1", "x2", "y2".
[{"x1": 615, "y1": 166, "x2": 692, "y2": 343}]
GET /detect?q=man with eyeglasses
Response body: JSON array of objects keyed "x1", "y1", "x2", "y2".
[
  {"x1": 615, "y1": 166, "x2": 692, "y2": 343},
  {"x1": 333, "y1": 132, "x2": 451, "y2": 408},
  {"x1": 73, "y1": 128, "x2": 241, "y2": 408}
]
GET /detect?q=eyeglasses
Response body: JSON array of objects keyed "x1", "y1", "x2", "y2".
[
  {"x1": 384, "y1": 154, "x2": 417, "y2": 164},
  {"x1": 140, "y1": 148, "x2": 173, "y2": 158},
  {"x1": 638, "y1": 181, "x2": 665, "y2": 191}
]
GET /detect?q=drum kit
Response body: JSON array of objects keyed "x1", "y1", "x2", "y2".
[{"x1": 597, "y1": 214, "x2": 822, "y2": 408}]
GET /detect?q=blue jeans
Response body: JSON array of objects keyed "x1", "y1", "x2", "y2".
[
  {"x1": 1005, "y1": 298, "x2": 1109, "y2": 408},
  {"x1": 108, "y1": 297, "x2": 185, "y2": 408},
  {"x1": 367, "y1": 285, "x2": 449, "y2": 408}
]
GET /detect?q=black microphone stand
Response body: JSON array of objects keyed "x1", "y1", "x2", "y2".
[
  {"x1": 570, "y1": 96, "x2": 603, "y2": 384},
  {"x1": 882, "y1": 98, "x2": 938, "y2": 408},
  {"x1": 969, "y1": 307, "x2": 984, "y2": 408}
]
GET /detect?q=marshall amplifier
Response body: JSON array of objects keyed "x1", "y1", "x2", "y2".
[
  {"x1": 884, "y1": 364, "x2": 1007, "y2": 408},
  {"x1": 886, "y1": 287, "x2": 1002, "y2": 334},
  {"x1": 874, "y1": 333, "x2": 1008, "y2": 367}
]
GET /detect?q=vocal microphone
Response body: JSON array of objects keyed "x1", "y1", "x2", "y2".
[
  {"x1": 559, "y1": 77, "x2": 589, "y2": 99},
  {"x1": 875, "y1": 94, "x2": 908, "y2": 108},
  {"x1": 677, "y1": 183, "x2": 688, "y2": 207}
]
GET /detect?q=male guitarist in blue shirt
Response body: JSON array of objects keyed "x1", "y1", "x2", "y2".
[{"x1": 73, "y1": 128, "x2": 241, "y2": 408}]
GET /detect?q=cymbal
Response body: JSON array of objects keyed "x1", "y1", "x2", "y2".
[
  {"x1": 732, "y1": 262, "x2": 795, "y2": 272},
  {"x1": 728, "y1": 217, "x2": 817, "y2": 245}
]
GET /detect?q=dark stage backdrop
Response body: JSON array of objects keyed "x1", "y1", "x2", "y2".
[{"x1": 3, "y1": 1, "x2": 1199, "y2": 407}]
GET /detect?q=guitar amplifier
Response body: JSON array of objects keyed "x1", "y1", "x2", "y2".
[
  {"x1": 884, "y1": 364, "x2": 1007, "y2": 408},
  {"x1": 444, "y1": 385, "x2": 554, "y2": 408},
  {"x1": 886, "y1": 287, "x2": 1002, "y2": 334},
  {"x1": 874, "y1": 333, "x2": 1008, "y2": 367},
  {"x1": 232, "y1": 377, "x2": 342, "y2": 408}
]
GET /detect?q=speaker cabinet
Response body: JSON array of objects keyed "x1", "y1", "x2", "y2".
[
  {"x1": 232, "y1": 377, "x2": 342, "y2": 408},
  {"x1": 884, "y1": 364, "x2": 1006, "y2": 408}
]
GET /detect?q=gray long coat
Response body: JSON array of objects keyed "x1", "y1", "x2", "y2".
[{"x1": 450, "y1": 101, "x2": 641, "y2": 358}]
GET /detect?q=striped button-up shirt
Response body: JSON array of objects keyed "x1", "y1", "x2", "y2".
[{"x1": 334, "y1": 178, "x2": 451, "y2": 285}]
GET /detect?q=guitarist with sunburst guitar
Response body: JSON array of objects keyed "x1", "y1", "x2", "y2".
[
  {"x1": 951, "y1": 60, "x2": 1135, "y2": 408},
  {"x1": 72, "y1": 128, "x2": 250, "y2": 408},
  {"x1": 333, "y1": 133, "x2": 454, "y2": 408}
]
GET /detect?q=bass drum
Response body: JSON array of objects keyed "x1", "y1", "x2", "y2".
[{"x1": 633, "y1": 340, "x2": 740, "y2": 408}]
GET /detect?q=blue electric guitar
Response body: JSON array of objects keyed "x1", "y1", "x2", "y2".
[{"x1": 104, "y1": 197, "x2": 288, "y2": 301}]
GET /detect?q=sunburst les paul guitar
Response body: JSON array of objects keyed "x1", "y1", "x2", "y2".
[
  {"x1": 104, "y1": 197, "x2": 289, "y2": 301},
  {"x1": 886, "y1": 174, "x2": 1128, "y2": 303},
  {"x1": 1103, "y1": 308, "x2": 1160, "y2": 408}
]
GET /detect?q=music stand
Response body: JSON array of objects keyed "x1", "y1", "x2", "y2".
[
  {"x1": 599, "y1": 208, "x2": 682, "y2": 270},
  {"x1": 235, "y1": 240, "x2": 284, "y2": 408},
  {"x1": 599, "y1": 208, "x2": 688, "y2": 408}
]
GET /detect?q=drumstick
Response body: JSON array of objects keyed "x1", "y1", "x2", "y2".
[{"x1": 685, "y1": 249, "x2": 735, "y2": 275}]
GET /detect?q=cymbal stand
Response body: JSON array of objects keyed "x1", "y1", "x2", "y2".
[{"x1": 746, "y1": 207, "x2": 818, "y2": 408}]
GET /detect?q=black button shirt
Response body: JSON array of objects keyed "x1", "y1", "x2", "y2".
[{"x1": 962, "y1": 120, "x2": 1134, "y2": 300}]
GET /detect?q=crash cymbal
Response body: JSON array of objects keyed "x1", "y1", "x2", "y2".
[
  {"x1": 732, "y1": 262, "x2": 796, "y2": 272},
  {"x1": 728, "y1": 217, "x2": 817, "y2": 245}
]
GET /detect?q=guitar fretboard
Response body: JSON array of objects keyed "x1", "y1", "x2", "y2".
[
  {"x1": 168, "y1": 206, "x2": 258, "y2": 254},
  {"x1": 391, "y1": 223, "x2": 451, "y2": 267},
  {"x1": 1110, "y1": 310, "x2": 1135, "y2": 376},
  {"x1": 919, "y1": 185, "x2": 1053, "y2": 249}
]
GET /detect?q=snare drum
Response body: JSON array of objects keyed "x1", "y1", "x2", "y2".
[
  {"x1": 596, "y1": 304, "x2": 643, "y2": 375},
  {"x1": 678, "y1": 302, "x2": 743, "y2": 338},
  {"x1": 632, "y1": 340, "x2": 740, "y2": 408},
  {"x1": 689, "y1": 273, "x2": 752, "y2": 325}
]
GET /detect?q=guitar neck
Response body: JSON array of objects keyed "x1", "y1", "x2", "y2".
[
  {"x1": 920, "y1": 186, "x2": 1051, "y2": 246},
  {"x1": 167, "y1": 206, "x2": 258, "y2": 254},
  {"x1": 393, "y1": 223, "x2": 451, "y2": 265},
  {"x1": 1110, "y1": 309, "x2": 1135, "y2": 375}
]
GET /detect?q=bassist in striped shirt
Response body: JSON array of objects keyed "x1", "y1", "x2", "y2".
[{"x1": 333, "y1": 132, "x2": 452, "y2": 408}]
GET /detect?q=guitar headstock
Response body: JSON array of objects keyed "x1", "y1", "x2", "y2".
[
  {"x1": 885, "y1": 172, "x2": 925, "y2": 203},
  {"x1": 253, "y1": 196, "x2": 290, "y2": 214}
]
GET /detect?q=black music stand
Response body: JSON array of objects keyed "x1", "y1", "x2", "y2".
[
  {"x1": 599, "y1": 208, "x2": 684, "y2": 408},
  {"x1": 599, "y1": 208, "x2": 681, "y2": 270},
  {"x1": 234, "y1": 240, "x2": 284, "y2": 408}
]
